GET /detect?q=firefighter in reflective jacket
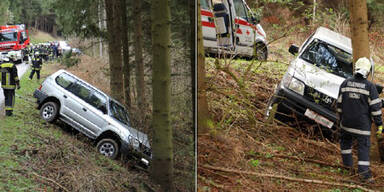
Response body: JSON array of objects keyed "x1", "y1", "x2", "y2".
[
  {"x1": 0, "y1": 56, "x2": 20, "y2": 116},
  {"x1": 336, "y1": 57, "x2": 382, "y2": 183},
  {"x1": 29, "y1": 52, "x2": 43, "y2": 80}
]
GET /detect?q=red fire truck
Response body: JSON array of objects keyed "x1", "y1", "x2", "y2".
[{"x1": 0, "y1": 24, "x2": 30, "y2": 63}]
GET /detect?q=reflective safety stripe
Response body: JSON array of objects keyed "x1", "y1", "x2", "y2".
[
  {"x1": 5, "y1": 107, "x2": 13, "y2": 110},
  {"x1": 337, "y1": 95, "x2": 342, "y2": 103},
  {"x1": 336, "y1": 108, "x2": 342, "y2": 113},
  {"x1": 341, "y1": 149, "x2": 352, "y2": 154},
  {"x1": 371, "y1": 110, "x2": 382, "y2": 116},
  {"x1": 341, "y1": 87, "x2": 369, "y2": 95},
  {"x1": 369, "y1": 98, "x2": 381, "y2": 106},
  {"x1": 358, "y1": 161, "x2": 370, "y2": 166},
  {"x1": 341, "y1": 124, "x2": 370, "y2": 135},
  {"x1": 2, "y1": 85, "x2": 16, "y2": 89},
  {"x1": 0, "y1": 63, "x2": 14, "y2": 68}
]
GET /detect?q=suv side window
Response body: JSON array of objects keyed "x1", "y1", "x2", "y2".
[
  {"x1": 89, "y1": 91, "x2": 107, "y2": 114},
  {"x1": 56, "y1": 73, "x2": 76, "y2": 89},
  {"x1": 68, "y1": 81, "x2": 92, "y2": 102}
]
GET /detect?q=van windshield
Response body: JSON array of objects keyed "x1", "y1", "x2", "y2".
[{"x1": 300, "y1": 39, "x2": 353, "y2": 79}]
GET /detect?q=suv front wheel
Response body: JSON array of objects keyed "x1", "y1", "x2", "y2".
[
  {"x1": 96, "y1": 138, "x2": 120, "y2": 159},
  {"x1": 40, "y1": 102, "x2": 59, "y2": 122}
]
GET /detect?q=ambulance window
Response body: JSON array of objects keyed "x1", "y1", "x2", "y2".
[
  {"x1": 234, "y1": 0, "x2": 247, "y2": 20},
  {"x1": 200, "y1": 0, "x2": 210, "y2": 9}
]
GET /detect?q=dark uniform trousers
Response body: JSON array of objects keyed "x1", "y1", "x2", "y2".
[
  {"x1": 337, "y1": 75, "x2": 383, "y2": 179},
  {"x1": 3, "y1": 89, "x2": 15, "y2": 116},
  {"x1": 29, "y1": 57, "x2": 42, "y2": 80},
  {"x1": 0, "y1": 62, "x2": 19, "y2": 116}
]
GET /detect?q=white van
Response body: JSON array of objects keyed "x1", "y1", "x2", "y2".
[{"x1": 200, "y1": 0, "x2": 268, "y2": 60}]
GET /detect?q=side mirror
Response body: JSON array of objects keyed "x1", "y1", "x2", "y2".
[
  {"x1": 376, "y1": 84, "x2": 383, "y2": 94},
  {"x1": 289, "y1": 44, "x2": 299, "y2": 55},
  {"x1": 251, "y1": 16, "x2": 260, "y2": 24}
]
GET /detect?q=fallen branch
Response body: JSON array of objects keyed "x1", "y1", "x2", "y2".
[
  {"x1": 272, "y1": 154, "x2": 348, "y2": 169},
  {"x1": 31, "y1": 172, "x2": 70, "y2": 192},
  {"x1": 201, "y1": 164, "x2": 377, "y2": 192}
]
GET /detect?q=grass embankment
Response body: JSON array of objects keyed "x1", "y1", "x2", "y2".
[
  {"x1": 198, "y1": 55, "x2": 384, "y2": 191},
  {"x1": 29, "y1": 29, "x2": 58, "y2": 44},
  {"x1": 0, "y1": 64, "x2": 156, "y2": 191}
]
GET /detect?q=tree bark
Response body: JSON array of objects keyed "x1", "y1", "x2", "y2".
[
  {"x1": 150, "y1": 0, "x2": 174, "y2": 191},
  {"x1": 349, "y1": 0, "x2": 370, "y2": 65},
  {"x1": 190, "y1": 0, "x2": 196, "y2": 134},
  {"x1": 105, "y1": 0, "x2": 124, "y2": 103},
  {"x1": 197, "y1": 1, "x2": 212, "y2": 134},
  {"x1": 134, "y1": 0, "x2": 145, "y2": 111},
  {"x1": 120, "y1": 0, "x2": 131, "y2": 108},
  {"x1": 349, "y1": 0, "x2": 382, "y2": 162}
]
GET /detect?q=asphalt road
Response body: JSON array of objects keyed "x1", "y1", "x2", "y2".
[{"x1": 0, "y1": 59, "x2": 31, "y2": 115}]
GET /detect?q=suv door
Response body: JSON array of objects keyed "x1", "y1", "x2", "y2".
[
  {"x1": 85, "y1": 90, "x2": 109, "y2": 135},
  {"x1": 62, "y1": 80, "x2": 95, "y2": 135}
]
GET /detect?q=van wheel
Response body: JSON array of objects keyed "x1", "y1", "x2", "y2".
[
  {"x1": 40, "y1": 102, "x2": 59, "y2": 122},
  {"x1": 254, "y1": 43, "x2": 267, "y2": 61},
  {"x1": 97, "y1": 138, "x2": 120, "y2": 159}
]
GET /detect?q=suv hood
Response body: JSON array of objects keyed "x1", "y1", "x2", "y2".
[
  {"x1": 127, "y1": 127, "x2": 150, "y2": 148},
  {"x1": 292, "y1": 59, "x2": 345, "y2": 99}
]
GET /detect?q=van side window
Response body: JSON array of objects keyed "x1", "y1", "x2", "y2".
[
  {"x1": 56, "y1": 73, "x2": 76, "y2": 89},
  {"x1": 68, "y1": 81, "x2": 92, "y2": 102},
  {"x1": 89, "y1": 91, "x2": 107, "y2": 114},
  {"x1": 200, "y1": 0, "x2": 210, "y2": 9},
  {"x1": 234, "y1": 0, "x2": 247, "y2": 20}
]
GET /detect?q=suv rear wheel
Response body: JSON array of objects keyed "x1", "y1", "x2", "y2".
[
  {"x1": 96, "y1": 138, "x2": 120, "y2": 159},
  {"x1": 40, "y1": 102, "x2": 59, "y2": 122}
]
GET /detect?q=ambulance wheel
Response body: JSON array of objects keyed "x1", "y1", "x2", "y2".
[{"x1": 254, "y1": 43, "x2": 267, "y2": 61}]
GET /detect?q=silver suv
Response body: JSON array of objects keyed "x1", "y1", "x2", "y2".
[{"x1": 33, "y1": 69, "x2": 151, "y2": 166}]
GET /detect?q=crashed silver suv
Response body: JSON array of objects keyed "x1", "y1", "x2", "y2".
[
  {"x1": 266, "y1": 27, "x2": 380, "y2": 134},
  {"x1": 33, "y1": 70, "x2": 151, "y2": 166}
]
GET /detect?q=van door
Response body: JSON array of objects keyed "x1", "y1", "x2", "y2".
[
  {"x1": 233, "y1": 0, "x2": 253, "y2": 49},
  {"x1": 211, "y1": 0, "x2": 234, "y2": 48},
  {"x1": 200, "y1": 0, "x2": 216, "y2": 44}
]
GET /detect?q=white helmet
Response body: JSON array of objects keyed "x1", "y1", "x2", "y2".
[
  {"x1": 354, "y1": 57, "x2": 371, "y2": 78},
  {"x1": 2, "y1": 56, "x2": 9, "y2": 62}
]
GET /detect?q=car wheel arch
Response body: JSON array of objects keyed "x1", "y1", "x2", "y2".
[
  {"x1": 96, "y1": 130, "x2": 122, "y2": 147},
  {"x1": 39, "y1": 97, "x2": 61, "y2": 111}
]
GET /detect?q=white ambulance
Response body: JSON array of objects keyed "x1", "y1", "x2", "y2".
[{"x1": 200, "y1": 0, "x2": 268, "y2": 60}]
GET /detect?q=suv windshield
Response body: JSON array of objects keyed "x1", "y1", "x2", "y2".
[
  {"x1": 109, "y1": 100, "x2": 130, "y2": 126},
  {"x1": 300, "y1": 39, "x2": 353, "y2": 78}
]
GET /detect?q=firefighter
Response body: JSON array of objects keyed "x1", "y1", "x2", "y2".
[
  {"x1": 29, "y1": 51, "x2": 43, "y2": 80},
  {"x1": 0, "y1": 56, "x2": 20, "y2": 116},
  {"x1": 336, "y1": 57, "x2": 382, "y2": 183}
]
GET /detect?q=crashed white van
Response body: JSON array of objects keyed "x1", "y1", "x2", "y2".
[
  {"x1": 200, "y1": 0, "x2": 268, "y2": 60},
  {"x1": 266, "y1": 27, "x2": 380, "y2": 133}
]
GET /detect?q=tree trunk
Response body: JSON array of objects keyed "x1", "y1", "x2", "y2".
[
  {"x1": 349, "y1": 0, "x2": 370, "y2": 65},
  {"x1": 197, "y1": 1, "x2": 212, "y2": 134},
  {"x1": 98, "y1": 0, "x2": 103, "y2": 57},
  {"x1": 150, "y1": 0, "x2": 174, "y2": 191},
  {"x1": 105, "y1": 0, "x2": 124, "y2": 103},
  {"x1": 134, "y1": 0, "x2": 145, "y2": 111},
  {"x1": 349, "y1": 0, "x2": 382, "y2": 161},
  {"x1": 120, "y1": 0, "x2": 131, "y2": 108},
  {"x1": 190, "y1": 0, "x2": 196, "y2": 133}
]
